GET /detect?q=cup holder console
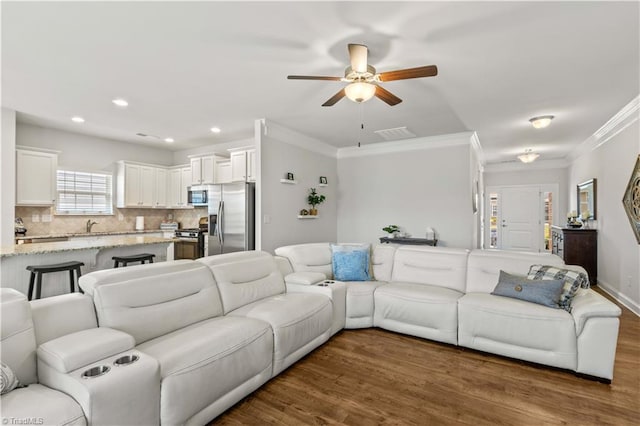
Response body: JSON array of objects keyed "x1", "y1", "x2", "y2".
[
  {"x1": 318, "y1": 280, "x2": 335, "y2": 287},
  {"x1": 82, "y1": 365, "x2": 110, "y2": 379},
  {"x1": 114, "y1": 354, "x2": 139, "y2": 367}
]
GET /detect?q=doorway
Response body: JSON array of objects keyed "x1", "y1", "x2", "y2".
[{"x1": 486, "y1": 184, "x2": 558, "y2": 252}]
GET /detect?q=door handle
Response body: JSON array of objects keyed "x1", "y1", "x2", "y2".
[{"x1": 218, "y1": 201, "x2": 224, "y2": 245}]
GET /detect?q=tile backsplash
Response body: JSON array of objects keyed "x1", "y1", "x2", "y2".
[{"x1": 16, "y1": 206, "x2": 208, "y2": 236}]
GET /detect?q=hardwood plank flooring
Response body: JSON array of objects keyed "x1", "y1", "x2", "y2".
[{"x1": 211, "y1": 292, "x2": 639, "y2": 425}]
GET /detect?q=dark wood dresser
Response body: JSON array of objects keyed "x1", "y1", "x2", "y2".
[{"x1": 551, "y1": 226, "x2": 597, "y2": 285}]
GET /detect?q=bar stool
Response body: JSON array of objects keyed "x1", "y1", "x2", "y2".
[
  {"x1": 26, "y1": 261, "x2": 84, "y2": 301},
  {"x1": 112, "y1": 253, "x2": 155, "y2": 268}
]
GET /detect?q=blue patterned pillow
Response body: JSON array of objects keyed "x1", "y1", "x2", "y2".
[
  {"x1": 1, "y1": 362, "x2": 20, "y2": 395},
  {"x1": 527, "y1": 265, "x2": 589, "y2": 312},
  {"x1": 492, "y1": 271, "x2": 564, "y2": 309},
  {"x1": 331, "y1": 244, "x2": 370, "y2": 281}
]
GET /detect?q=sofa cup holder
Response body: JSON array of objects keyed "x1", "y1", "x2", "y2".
[
  {"x1": 318, "y1": 280, "x2": 335, "y2": 287},
  {"x1": 114, "y1": 354, "x2": 139, "y2": 367},
  {"x1": 82, "y1": 365, "x2": 110, "y2": 379}
]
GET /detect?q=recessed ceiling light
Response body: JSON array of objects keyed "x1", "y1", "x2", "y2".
[
  {"x1": 529, "y1": 115, "x2": 554, "y2": 129},
  {"x1": 71, "y1": 116, "x2": 85, "y2": 123},
  {"x1": 112, "y1": 98, "x2": 129, "y2": 107},
  {"x1": 210, "y1": 127, "x2": 221, "y2": 134},
  {"x1": 164, "y1": 138, "x2": 174, "y2": 143}
]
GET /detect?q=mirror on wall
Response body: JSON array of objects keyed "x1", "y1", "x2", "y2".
[{"x1": 577, "y1": 178, "x2": 597, "y2": 220}]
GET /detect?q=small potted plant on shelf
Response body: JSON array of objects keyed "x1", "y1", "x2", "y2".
[
  {"x1": 382, "y1": 225, "x2": 400, "y2": 238},
  {"x1": 307, "y1": 188, "x2": 326, "y2": 215}
]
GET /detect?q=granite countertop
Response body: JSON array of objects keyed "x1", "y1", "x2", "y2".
[
  {"x1": 15, "y1": 229, "x2": 169, "y2": 241},
  {"x1": 1, "y1": 235, "x2": 177, "y2": 258}
]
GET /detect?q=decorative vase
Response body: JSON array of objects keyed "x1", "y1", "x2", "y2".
[{"x1": 309, "y1": 208, "x2": 318, "y2": 216}]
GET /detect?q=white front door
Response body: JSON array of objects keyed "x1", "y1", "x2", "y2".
[{"x1": 501, "y1": 186, "x2": 541, "y2": 252}]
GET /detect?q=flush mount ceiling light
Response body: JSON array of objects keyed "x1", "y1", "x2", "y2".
[
  {"x1": 71, "y1": 116, "x2": 85, "y2": 123},
  {"x1": 344, "y1": 82, "x2": 377, "y2": 103},
  {"x1": 210, "y1": 127, "x2": 221, "y2": 134},
  {"x1": 112, "y1": 98, "x2": 129, "y2": 107},
  {"x1": 517, "y1": 149, "x2": 540, "y2": 163},
  {"x1": 529, "y1": 115, "x2": 554, "y2": 129}
]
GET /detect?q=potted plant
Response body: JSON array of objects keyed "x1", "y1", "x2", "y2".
[
  {"x1": 307, "y1": 188, "x2": 326, "y2": 215},
  {"x1": 382, "y1": 225, "x2": 400, "y2": 238}
]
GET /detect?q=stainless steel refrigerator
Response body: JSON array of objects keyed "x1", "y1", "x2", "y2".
[{"x1": 207, "y1": 182, "x2": 255, "y2": 255}]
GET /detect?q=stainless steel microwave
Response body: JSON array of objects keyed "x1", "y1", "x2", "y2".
[{"x1": 187, "y1": 187, "x2": 208, "y2": 206}]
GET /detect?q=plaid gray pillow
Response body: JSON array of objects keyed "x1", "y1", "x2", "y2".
[{"x1": 527, "y1": 264, "x2": 590, "y2": 312}]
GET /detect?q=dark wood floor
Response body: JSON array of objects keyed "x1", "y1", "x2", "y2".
[{"x1": 212, "y1": 292, "x2": 640, "y2": 425}]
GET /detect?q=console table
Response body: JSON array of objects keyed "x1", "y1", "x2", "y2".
[
  {"x1": 551, "y1": 226, "x2": 597, "y2": 285},
  {"x1": 379, "y1": 237, "x2": 437, "y2": 246}
]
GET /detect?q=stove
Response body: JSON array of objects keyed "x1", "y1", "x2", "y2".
[{"x1": 174, "y1": 228, "x2": 206, "y2": 259}]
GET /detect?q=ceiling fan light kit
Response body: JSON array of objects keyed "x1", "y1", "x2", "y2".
[
  {"x1": 529, "y1": 115, "x2": 554, "y2": 129},
  {"x1": 517, "y1": 149, "x2": 540, "y2": 163},
  {"x1": 288, "y1": 43, "x2": 437, "y2": 107}
]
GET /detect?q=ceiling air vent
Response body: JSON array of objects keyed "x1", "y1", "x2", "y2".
[
  {"x1": 136, "y1": 133, "x2": 148, "y2": 137},
  {"x1": 374, "y1": 126, "x2": 416, "y2": 141}
]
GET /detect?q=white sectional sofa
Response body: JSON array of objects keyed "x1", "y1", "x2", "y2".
[
  {"x1": 0, "y1": 245, "x2": 623, "y2": 425},
  {"x1": 275, "y1": 243, "x2": 622, "y2": 382}
]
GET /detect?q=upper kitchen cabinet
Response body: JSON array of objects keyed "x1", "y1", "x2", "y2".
[
  {"x1": 215, "y1": 158, "x2": 232, "y2": 184},
  {"x1": 16, "y1": 148, "x2": 59, "y2": 206},
  {"x1": 168, "y1": 166, "x2": 192, "y2": 208},
  {"x1": 230, "y1": 149, "x2": 256, "y2": 182},
  {"x1": 116, "y1": 161, "x2": 156, "y2": 208},
  {"x1": 190, "y1": 154, "x2": 227, "y2": 185},
  {"x1": 154, "y1": 167, "x2": 168, "y2": 208}
]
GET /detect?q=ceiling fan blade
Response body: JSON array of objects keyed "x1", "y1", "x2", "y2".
[
  {"x1": 322, "y1": 89, "x2": 346, "y2": 107},
  {"x1": 348, "y1": 44, "x2": 368, "y2": 73},
  {"x1": 378, "y1": 65, "x2": 438, "y2": 82},
  {"x1": 287, "y1": 75, "x2": 342, "y2": 81},
  {"x1": 375, "y1": 86, "x2": 402, "y2": 106}
]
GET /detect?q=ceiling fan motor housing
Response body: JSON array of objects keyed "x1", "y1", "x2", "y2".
[{"x1": 344, "y1": 65, "x2": 379, "y2": 83}]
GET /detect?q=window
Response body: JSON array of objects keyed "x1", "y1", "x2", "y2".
[{"x1": 56, "y1": 170, "x2": 113, "y2": 215}]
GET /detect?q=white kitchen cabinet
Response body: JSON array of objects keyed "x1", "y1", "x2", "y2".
[
  {"x1": 230, "y1": 149, "x2": 257, "y2": 182},
  {"x1": 116, "y1": 162, "x2": 156, "y2": 208},
  {"x1": 215, "y1": 159, "x2": 232, "y2": 183},
  {"x1": 190, "y1": 155, "x2": 225, "y2": 185},
  {"x1": 16, "y1": 149, "x2": 58, "y2": 206},
  {"x1": 154, "y1": 167, "x2": 168, "y2": 207},
  {"x1": 168, "y1": 166, "x2": 192, "y2": 208}
]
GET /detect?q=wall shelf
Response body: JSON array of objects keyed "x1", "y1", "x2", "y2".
[
  {"x1": 280, "y1": 179, "x2": 297, "y2": 184},
  {"x1": 318, "y1": 183, "x2": 328, "y2": 187},
  {"x1": 297, "y1": 215, "x2": 319, "y2": 219}
]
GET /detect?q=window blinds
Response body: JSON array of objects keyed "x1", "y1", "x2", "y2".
[{"x1": 56, "y1": 170, "x2": 113, "y2": 214}]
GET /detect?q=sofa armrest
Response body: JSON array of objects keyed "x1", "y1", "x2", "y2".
[
  {"x1": 287, "y1": 281, "x2": 346, "y2": 335},
  {"x1": 284, "y1": 271, "x2": 327, "y2": 286},
  {"x1": 571, "y1": 289, "x2": 621, "y2": 335},
  {"x1": 38, "y1": 328, "x2": 135, "y2": 373}
]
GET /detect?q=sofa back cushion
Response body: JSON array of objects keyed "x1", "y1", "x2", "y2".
[
  {"x1": 274, "y1": 243, "x2": 333, "y2": 278},
  {"x1": 0, "y1": 289, "x2": 37, "y2": 385},
  {"x1": 198, "y1": 251, "x2": 285, "y2": 314},
  {"x1": 371, "y1": 245, "x2": 396, "y2": 281},
  {"x1": 30, "y1": 293, "x2": 97, "y2": 346},
  {"x1": 391, "y1": 246, "x2": 469, "y2": 292},
  {"x1": 466, "y1": 249, "x2": 565, "y2": 293},
  {"x1": 80, "y1": 260, "x2": 222, "y2": 345}
]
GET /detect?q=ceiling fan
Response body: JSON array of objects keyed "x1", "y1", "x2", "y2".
[{"x1": 287, "y1": 43, "x2": 438, "y2": 107}]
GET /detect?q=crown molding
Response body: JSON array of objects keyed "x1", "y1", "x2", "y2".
[
  {"x1": 484, "y1": 158, "x2": 569, "y2": 173},
  {"x1": 258, "y1": 119, "x2": 337, "y2": 158},
  {"x1": 567, "y1": 95, "x2": 639, "y2": 162},
  {"x1": 469, "y1": 131, "x2": 485, "y2": 166},
  {"x1": 337, "y1": 131, "x2": 476, "y2": 159}
]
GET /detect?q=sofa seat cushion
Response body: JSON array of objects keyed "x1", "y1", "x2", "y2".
[
  {"x1": 344, "y1": 281, "x2": 386, "y2": 329},
  {"x1": 0, "y1": 383, "x2": 86, "y2": 425},
  {"x1": 228, "y1": 293, "x2": 333, "y2": 375},
  {"x1": 458, "y1": 293, "x2": 577, "y2": 370},
  {"x1": 137, "y1": 316, "x2": 273, "y2": 425},
  {"x1": 374, "y1": 282, "x2": 462, "y2": 345}
]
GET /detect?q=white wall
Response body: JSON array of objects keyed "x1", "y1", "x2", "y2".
[
  {"x1": 1, "y1": 108, "x2": 17, "y2": 246},
  {"x1": 568, "y1": 114, "x2": 639, "y2": 313},
  {"x1": 259, "y1": 120, "x2": 338, "y2": 253},
  {"x1": 16, "y1": 123, "x2": 174, "y2": 171},
  {"x1": 337, "y1": 134, "x2": 475, "y2": 248}
]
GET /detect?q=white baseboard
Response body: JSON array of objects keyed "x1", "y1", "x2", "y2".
[{"x1": 597, "y1": 280, "x2": 640, "y2": 317}]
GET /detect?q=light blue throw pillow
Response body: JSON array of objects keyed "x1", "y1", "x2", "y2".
[
  {"x1": 331, "y1": 244, "x2": 370, "y2": 281},
  {"x1": 491, "y1": 270, "x2": 564, "y2": 309}
]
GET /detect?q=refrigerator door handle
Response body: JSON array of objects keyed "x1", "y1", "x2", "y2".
[{"x1": 218, "y1": 200, "x2": 224, "y2": 245}]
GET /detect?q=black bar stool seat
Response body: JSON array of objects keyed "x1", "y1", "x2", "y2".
[
  {"x1": 112, "y1": 253, "x2": 155, "y2": 268},
  {"x1": 26, "y1": 261, "x2": 84, "y2": 301}
]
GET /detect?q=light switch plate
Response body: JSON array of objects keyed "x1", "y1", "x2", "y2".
[
  {"x1": 41, "y1": 214, "x2": 52, "y2": 222},
  {"x1": 263, "y1": 215, "x2": 271, "y2": 224},
  {"x1": 118, "y1": 213, "x2": 124, "y2": 221},
  {"x1": 31, "y1": 214, "x2": 40, "y2": 223}
]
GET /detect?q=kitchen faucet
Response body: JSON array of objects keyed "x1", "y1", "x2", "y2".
[{"x1": 86, "y1": 220, "x2": 98, "y2": 233}]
